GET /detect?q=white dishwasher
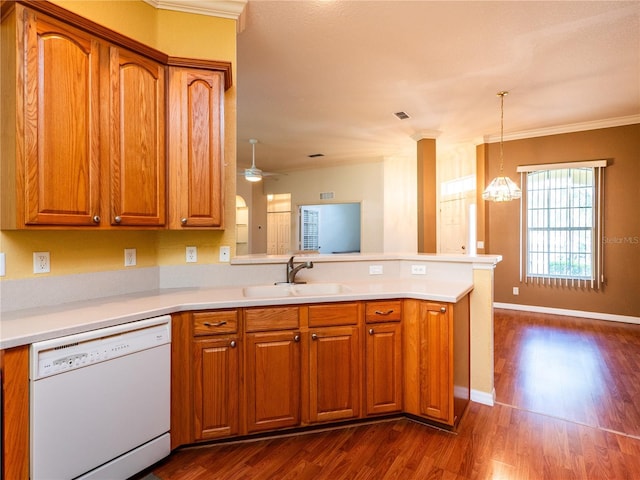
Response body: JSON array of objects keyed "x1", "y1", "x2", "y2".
[{"x1": 30, "y1": 315, "x2": 171, "y2": 480}]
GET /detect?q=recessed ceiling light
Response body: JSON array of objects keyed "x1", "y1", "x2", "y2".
[
  {"x1": 308, "y1": 153, "x2": 324, "y2": 158},
  {"x1": 394, "y1": 111, "x2": 410, "y2": 120}
]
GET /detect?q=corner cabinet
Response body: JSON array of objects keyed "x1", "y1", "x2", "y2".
[
  {"x1": 167, "y1": 66, "x2": 225, "y2": 229},
  {"x1": 403, "y1": 295, "x2": 470, "y2": 428}
]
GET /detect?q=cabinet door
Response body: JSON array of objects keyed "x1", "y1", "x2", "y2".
[
  {"x1": 245, "y1": 331, "x2": 301, "y2": 432},
  {"x1": 309, "y1": 325, "x2": 361, "y2": 423},
  {"x1": 193, "y1": 336, "x2": 239, "y2": 440},
  {"x1": 365, "y1": 322, "x2": 402, "y2": 415},
  {"x1": 168, "y1": 67, "x2": 224, "y2": 229},
  {"x1": 108, "y1": 46, "x2": 165, "y2": 226},
  {"x1": 419, "y1": 302, "x2": 453, "y2": 424},
  {"x1": 20, "y1": 10, "x2": 101, "y2": 226}
]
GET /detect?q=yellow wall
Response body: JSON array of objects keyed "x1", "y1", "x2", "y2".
[{"x1": 0, "y1": 0, "x2": 237, "y2": 280}]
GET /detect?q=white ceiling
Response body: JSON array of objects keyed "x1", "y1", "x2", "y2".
[{"x1": 235, "y1": 1, "x2": 640, "y2": 174}]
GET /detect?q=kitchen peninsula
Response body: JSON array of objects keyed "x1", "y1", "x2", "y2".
[{"x1": 1, "y1": 253, "x2": 501, "y2": 479}]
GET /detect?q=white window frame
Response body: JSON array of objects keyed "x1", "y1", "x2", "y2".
[{"x1": 517, "y1": 160, "x2": 607, "y2": 289}]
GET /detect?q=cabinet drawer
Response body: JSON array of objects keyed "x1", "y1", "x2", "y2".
[
  {"x1": 245, "y1": 307, "x2": 299, "y2": 332},
  {"x1": 193, "y1": 310, "x2": 238, "y2": 336},
  {"x1": 308, "y1": 302, "x2": 360, "y2": 327},
  {"x1": 365, "y1": 300, "x2": 402, "y2": 323}
]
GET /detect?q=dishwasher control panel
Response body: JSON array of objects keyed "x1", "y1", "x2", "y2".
[{"x1": 31, "y1": 316, "x2": 171, "y2": 380}]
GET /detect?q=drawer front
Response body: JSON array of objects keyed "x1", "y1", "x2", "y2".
[
  {"x1": 308, "y1": 302, "x2": 360, "y2": 327},
  {"x1": 193, "y1": 310, "x2": 239, "y2": 336},
  {"x1": 365, "y1": 300, "x2": 402, "y2": 323},
  {"x1": 244, "y1": 306, "x2": 299, "y2": 332}
]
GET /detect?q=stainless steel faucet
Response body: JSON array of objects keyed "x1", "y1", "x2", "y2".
[{"x1": 285, "y1": 255, "x2": 314, "y2": 284}]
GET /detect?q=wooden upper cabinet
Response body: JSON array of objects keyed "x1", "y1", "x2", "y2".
[
  {"x1": 107, "y1": 46, "x2": 166, "y2": 227},
  {"x1": 5, "y1": 7, "x2": 102, "y2": 227},
  {"x1": 168, "y1": 67, "x2": 225, "y2": 229}
]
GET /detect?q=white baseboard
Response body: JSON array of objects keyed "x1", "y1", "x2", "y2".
[
  {"x1": 471, "y1": 389, "x2": 495, "y2": 406},
  {"x1": 494, "y1": 302, "x2": 640, "y2": 325}
]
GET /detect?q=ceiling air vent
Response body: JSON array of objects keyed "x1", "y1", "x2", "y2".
[
  {"x1": 320, "y1": 192, "x2": 334, "y2": 200},
  {"x1": 308, "y1": 153, "x2": 324, "y2": 158},
  {"x1": 394, "y1": 111, "x2": 410, "y2": 120}
]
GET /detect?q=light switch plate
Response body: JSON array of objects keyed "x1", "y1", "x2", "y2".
[
  {"x1": 124, "y1": 248, "x2": 137, "y2": 267},
  {"x1": 0, "y1": 252, "x2": 5, "y2": 277},
  {"x1": 219, "y1": 246, "x2": 230, "y2": 262}
]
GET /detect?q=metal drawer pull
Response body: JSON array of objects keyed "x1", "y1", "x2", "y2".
[
  {"x1": 440, "y1": 307, "x2": 447, "y2": 313},
  {"x1": 368, "y1": 328, "x2": 374, "y2": 335},
  {"x1": 294, "y1": 335, "x2": 300, "y2": 342},
  {"x1": 92, "y1": 215, "x2": 101, "y2": 223},
  {"x1": 374, "y1": 309, "x2": 394, "y2": 315},
  {"x1": 203, "y1": 321, "x2": 227, "y2": 327},
  {"x1": 311, "y1": 333, "x2": 318, "y2": 340},
  {"x1": 230, "y1": 340, "x2": 236, "y2": 348}
]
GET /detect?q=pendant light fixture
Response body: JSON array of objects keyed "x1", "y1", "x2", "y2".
[
  {"x1": 245, "y1": 138, "x2": 263, "y2": 182},
  {"x1": 482, "y1": 91, "x2": 522, "y2": 202}
]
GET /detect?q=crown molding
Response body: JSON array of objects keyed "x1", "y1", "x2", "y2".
[
  {"x1": 483, "y1": 114, "x2": 640, "y2": 143},
  {"x1": 143, "y1": 0, "x2": 247, "y2": 20},
  {"x1": 411, "y1": 130, "x2": 442, "y2": 141}
]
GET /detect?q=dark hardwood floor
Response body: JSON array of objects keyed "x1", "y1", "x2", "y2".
[{"x1": 150, "y1": 309, "x2": 640, "y2": 479}]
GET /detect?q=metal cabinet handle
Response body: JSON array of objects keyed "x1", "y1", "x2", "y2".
[
  {"x1": 181, "y1": 218, "x2": 187, "y2": 225},
  {"x1": 440, "y1": 307, "x2": 447, "y2": 313},
  {"x1": 368, "y1": 328, "x2": 374, "y2": 335},
  {"x1": 374, "y1": 309, "x2": 394, "y2": 316},
  {"x1": 294, "y1": 335, "x2": 300, "y2": 342},
  {"x1": 230, "y1": 340, "x2": 236, "y2": 348},
  {"x1": 311, "y1": 333, "x2": 318, "y2": 340},
  {"x1": 92, "y1": 215, "x2": 101, "y2": 223},
  {"x1": 203, "y1": 321, "x2": 227, "y2": 327},
  {"x1": 114, "y1": 216, "x2": 122, "y2": 224}
]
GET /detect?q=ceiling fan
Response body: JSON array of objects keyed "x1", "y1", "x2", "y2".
[{"x1": 239, "y1": 139, "x2": 283, "y2": 182}]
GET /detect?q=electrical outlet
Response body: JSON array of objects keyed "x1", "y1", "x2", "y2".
[
  {"x1": 219, "y1": 246, "x2": 230, "y2": 262},
  {"x1": 186, "y1": 246, "x2": 198, "y2": 263},
  {"x1": 33, "y1": 251, "x2": 50, "y2": 274},
  {"x1": 411, "y1": 264, "x2": 427, "y2": 275},
  {"x1": 369, "y1": 265, "x2": 383, "y2": 275},
  {"x1": 0, "y1": 252, "x2": 6, "y2": 277},
  {"x1": 513, "y1": 286, "x2": 519, "y2": 295},
  {"x1": 124, "y1": 248, "x2": 137, "y2": 267}
]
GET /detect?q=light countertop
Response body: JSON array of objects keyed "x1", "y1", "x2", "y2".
[{"x1": 0, "y1": 278, "x2": 473, "y2": 349}]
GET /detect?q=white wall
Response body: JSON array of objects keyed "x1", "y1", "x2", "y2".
[
  {"x1": 383, "y1": 155, "x2": 417, "y2": 253},
  {"x1": 261, "y1": 162, "x2": 385, "y2": 253}
]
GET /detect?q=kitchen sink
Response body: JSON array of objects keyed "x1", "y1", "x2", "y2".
[{"x1": 242, "y1": 283, "x2": 349, "y2": 298}]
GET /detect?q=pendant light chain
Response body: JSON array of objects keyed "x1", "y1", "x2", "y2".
[{"x1": 498, "y1": 91, "x2": 507, "y2": 175}]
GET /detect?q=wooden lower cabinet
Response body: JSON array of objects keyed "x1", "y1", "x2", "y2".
[
  {"x1": 192, "y1": 336, "x2": 240, "y2": 440},
  {"x1": 403, "y1": 296, "x2": 470, "y2": 428},
  {"x1": 245, "y1": 330, "x2": 301, "y2": 432},
  {"x1": 309, "y1": 325, "x2": 361, "y2": 423},
  {"x1": 1, "y1": 346, "x2": 30, "y2": 480},
  {"x1": 365, "y1": 322, "x2": 403, "y2": 415}
]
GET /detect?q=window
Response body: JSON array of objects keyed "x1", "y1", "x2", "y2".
[{"x1": 517, "y1": 160, "x2": 606, "y2": 289}]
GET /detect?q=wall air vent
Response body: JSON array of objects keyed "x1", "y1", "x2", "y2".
[
  {"x1": 308, "y1": 153, "x2": 325, "y2": 158},
  {"x1": 320, "y1": 192, "x2": 335, "y2": 200},
  {"x1": 394, "y1": 111, "x2": 410, "y2": 120}
]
